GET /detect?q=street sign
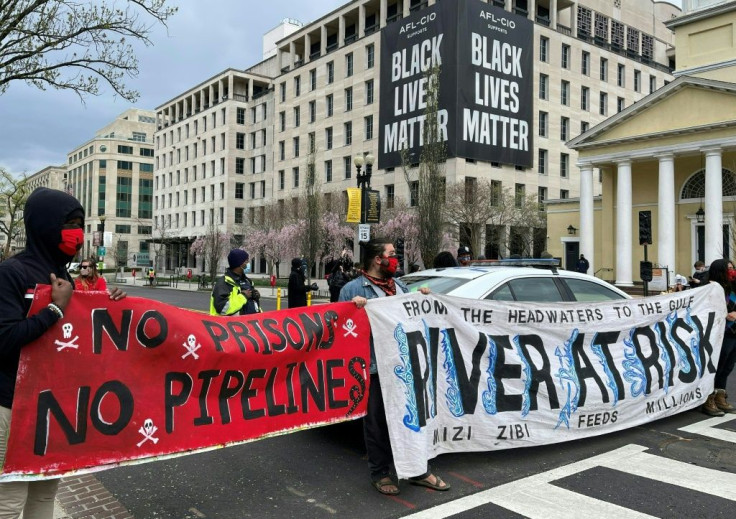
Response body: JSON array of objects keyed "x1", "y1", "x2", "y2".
[
  {"x1": 97, "y1": 246, "x2": 106, "y2": 257},
  {"x1": 358, "y1": 224, "x2": 370, "y2": 242}
]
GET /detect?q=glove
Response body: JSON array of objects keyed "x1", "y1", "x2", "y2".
[{"x1": 310, "y1": 283, "x2": 319, "y2": 291}]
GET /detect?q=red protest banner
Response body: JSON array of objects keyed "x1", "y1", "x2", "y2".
[{"x1": 2, "y1": 286, "x2": 370, "y2": 480}]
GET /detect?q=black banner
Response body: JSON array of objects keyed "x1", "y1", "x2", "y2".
[
  {"x1": 361, "y1": 189, "x2": 381, "y2": 224},
  {"x1": 378, "y1": 0, "x2": 533, "y2": 169}
]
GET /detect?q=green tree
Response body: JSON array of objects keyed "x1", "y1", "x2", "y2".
[
  {"x1": 402, "y1": 65, "x2": 446, "y2": 267},
  {"x1": 0, "y1": 0, "x2": 177, "y2": 101},
  {"x1": 301, "y1": 144, "x2": 323, "y2": 281},
  {"x1": 0, "y1": 168, "x2": 30, "y2": 259}
]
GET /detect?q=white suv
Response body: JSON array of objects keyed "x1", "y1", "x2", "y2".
[{"x1": 401, "y1": 259, "x2": 630, "y2": 302}]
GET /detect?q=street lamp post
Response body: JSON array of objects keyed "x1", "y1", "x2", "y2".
[
  {"x1": 353, "y1": 153, "x2": 375, "y2": 264},
  {"x1": 99, "y1": 215, "x2": 106, "y2": 266}
]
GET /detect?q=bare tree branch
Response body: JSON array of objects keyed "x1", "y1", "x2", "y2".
[{"x1": 0, "y1": 0, "x2": 176, "y2": 101}]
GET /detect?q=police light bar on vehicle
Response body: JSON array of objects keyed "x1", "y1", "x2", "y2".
[{"x1": 468, "y1": 258, "x2": 561, "y2": 268}]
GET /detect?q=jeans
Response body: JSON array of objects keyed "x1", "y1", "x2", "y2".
[
  {"x1": 715, "y1": 333, "x2": 736, "y2": 390},
  {"x1": 0, "y1": 406, "x2": 59, "y2": 519}
]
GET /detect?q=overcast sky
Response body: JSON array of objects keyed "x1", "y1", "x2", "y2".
[{"x1": 0, "y1": 0, "x2": 682, "y2": 176}]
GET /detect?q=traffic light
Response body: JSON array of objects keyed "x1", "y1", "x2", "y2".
[
  {"x1": 640, "y1": 261, "x2": 653, "y2": 282},
  {"x1": 639, "y1": 210, "x2": 652, "y2": 245}
]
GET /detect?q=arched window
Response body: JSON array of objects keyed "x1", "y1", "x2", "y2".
[{"x1": 680, "y1": 168, "x2": 736, "y2": 200}]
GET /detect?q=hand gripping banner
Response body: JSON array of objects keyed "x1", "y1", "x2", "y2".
[
  {"x1": 1, "y1": 287, "x2": 370, "y2": 480},
  {"x1": 365, "y1": 284, "x2": 727, "y2": 478}
]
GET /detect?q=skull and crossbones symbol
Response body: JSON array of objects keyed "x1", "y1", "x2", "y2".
[
  {"x1": 136, "y1": 418, "x2": 159, "y2": 447},
  {"x1": 54, "y1": 323, "x2": 80, "y2": 351},
  {"x1": 182, "y1": 334, "x2": 201, "y2": 360},
  {"x1": 342, "y1": 319, "x2": 358, "y2": 338}
]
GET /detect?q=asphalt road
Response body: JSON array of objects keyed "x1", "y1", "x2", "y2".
[{"x1": 61, "y1": 284, "x2": 736, "y2": 519}]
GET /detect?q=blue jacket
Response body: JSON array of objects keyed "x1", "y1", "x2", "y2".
[{"x1": 338, "y1": 275, "x2": 409, "y2": 374}]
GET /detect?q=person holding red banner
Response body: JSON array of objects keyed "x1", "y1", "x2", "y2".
[
  {"x1": 74, "y1": 257, "x2": 108, "y2": 291},
  {"x1": 339, "y1": 237, "x2": 450, "y2": 496},
  {"x1": 0, "y1": 188, "x2": 125, "y2": 518}
]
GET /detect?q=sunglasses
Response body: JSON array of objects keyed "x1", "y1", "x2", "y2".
[{"x1": 80, "y1": 265, "x2": 91, "y2": 269}]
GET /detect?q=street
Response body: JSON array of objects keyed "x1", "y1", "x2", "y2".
[{"x1": 53, "y1": 284, "x2": 736, "y2": 519}]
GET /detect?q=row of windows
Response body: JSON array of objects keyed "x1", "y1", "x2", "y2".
[
  {"x1": 155, "y1": 209, "x2": 226, "y2": 229},
  {"x1": 276, "y1": 116, "x2": 374, "y2": 161},
  {"x1": 277, "y1": 80, "x2": 374, "y2": 132},
  {"x1": 538, "y1": 74, "x2": 653, "y2": 115},
  {"x1": 279, "y1": 44, "x2": 375, "y2": 102},
  {"x1": 157, "y1": 108, "x2": 228, "y2": 149},
  {"x1": 537, "y1": 149, "x2": 570, "y2": 178},
  {"x1": 540, "y1": 37, "x2": 661, "y2": 94}
]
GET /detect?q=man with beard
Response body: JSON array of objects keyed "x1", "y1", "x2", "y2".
[
  {"x1": 0, "y1": 187, "x2": 125, "y2": 518},
  {"x1": 340, "y1": 238, "x2": 450, "y2": 496}
]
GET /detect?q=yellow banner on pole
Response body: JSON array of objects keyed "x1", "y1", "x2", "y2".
[{"x1": 346, "y1": 187, "x2": 362, "y2": 223}]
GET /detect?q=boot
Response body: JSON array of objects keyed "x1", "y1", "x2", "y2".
[
  {"x1": 714, "y1": 389, "x2": 736, "y2": 414},
  {"x1": 702, "y1": 392, "x2": 725, "y2": 417}
]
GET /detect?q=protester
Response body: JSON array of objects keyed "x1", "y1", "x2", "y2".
[
  {"x1": 433, "y1": 251, "x2": 459, "y2": 268},
  {"x1": 457, "y1": 246, "x2": 472, "y2": 266},
  {"x1": 576, "y1": 254, "x2": 590, "y2": 274},
  {"x1": 210, "y1": 249, "x2": 262, "y2": 315},
  {"x1": 690, "y1": 260, "x2": 708, "y2": 288},
  {"x1": 288, "y1": 258, "x2": 319, "y2": 308},
  {"x1": 0, "y1": 187, "x2": 125, "y2": 518},
  {"x1": 340, "y1": 238, "x2": 450, "y2": 496},
  {"x1": 702, "y1": 259, "x2": 736, "y2": 416},
  {"x1": 673, "y1": 274, "x2": 688, "y2": 292},
  {"x1": 147, "y1": 267, "x2": 156, "y2": 286},
  {"x1": 328, "y1": 251, "x2": 351, "y2": 303},
  {"x1": 408, "y1": 264, "x2": 421, "y2": 274},
  {"x1": 74, "y1": 257, "x2": 108, "y2": 291}
]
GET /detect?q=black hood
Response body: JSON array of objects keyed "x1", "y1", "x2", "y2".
[{"x1": 15, "y1": 187, "x2": 84, "y2": 283}]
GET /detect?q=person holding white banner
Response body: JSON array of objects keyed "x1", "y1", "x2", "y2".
[
  {"x1": 704, "y1": 259, "x2": 736, "y2": 415},
  {"x1": 340, "y1": 238, "x2": 451, "y2": 496}
]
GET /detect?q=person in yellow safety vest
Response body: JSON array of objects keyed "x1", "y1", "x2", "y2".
[{"x1": 209, "y1": 248, "x2": 262, "y2": 315}]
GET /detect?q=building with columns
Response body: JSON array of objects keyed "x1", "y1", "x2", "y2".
[
  {"x1": 154, "y1": 0, "x2": 677, "y2": 273},
  {"x1": 547, "y1": 0, "x2": 736, "y2": 285}
]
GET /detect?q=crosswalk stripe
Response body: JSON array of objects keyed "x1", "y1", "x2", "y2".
[
  {"x1": 679, "y1": 415, "x2": 736, "y2": 444},
  {"x1": 404, "y1": 441, "x2": 736, "y2": 518},
  {"x1": 597, "y1": 448, "x2": 736, "y2": 499},
  {"x1": 403, "y1": 444, "x2": 657, "y2": 519}
]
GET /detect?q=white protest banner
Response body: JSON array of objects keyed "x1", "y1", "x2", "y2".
[{"x1": 365, "y1": 283, "x2": 726, "y2": 478}]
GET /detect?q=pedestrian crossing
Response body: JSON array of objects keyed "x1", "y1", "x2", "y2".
[{"x1": 403, "y1": 416, "x2": 736, "y2": 519}]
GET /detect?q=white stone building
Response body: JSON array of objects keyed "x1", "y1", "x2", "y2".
[{"x1": 154, "y1": 0, "x2": 679, "y2": 272}]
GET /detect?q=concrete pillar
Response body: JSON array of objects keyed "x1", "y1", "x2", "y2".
[
  {"x1": 656, "y1": 153, "x2": 676, "y2": 285},
  {"x1": 615, "y1": 161, "x2": 633, "y2": 286},
  {"x1": 380, "y1": 0, "x2": 388, "y2": 28},
  {"x1": 528, "y1": 0, "x2": 536, "y2": 21},
  {"x1": 339, "y1": 15, "x2": 345, "y2": 46},
  {"x1": 359, "y1": 4, "x2": 366, "y2": 37},
  {"x1": 551, "y1": 0, "x2": 558, "y2": 28},
  {"x1": 704, "y1": 148, "x2": 723, "y2": 264},
  {"x1": 580, "y1": 163, "x2": 595, "y2": 273}
]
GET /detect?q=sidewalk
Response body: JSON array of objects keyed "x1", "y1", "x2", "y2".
[{"x1": 106, "y1": 274, "x2": 332, "y2": 301}]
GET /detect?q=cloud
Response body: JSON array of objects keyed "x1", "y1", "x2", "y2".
[{"x1": 0, "y1": 0, "x2": 343, "y2": 175}]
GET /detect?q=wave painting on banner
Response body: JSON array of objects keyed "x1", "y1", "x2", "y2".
[
  {"x1": 1, "y1": 286, "x2": 370, "y2": 481},
  {"x1": 365, "y1": 283, "x2": 727, "y2": 478}
]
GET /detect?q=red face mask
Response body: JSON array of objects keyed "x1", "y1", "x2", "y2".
[
  {"x1": 382, "y1": 256, "x2": 400, "y2": 276},
  {"x1": 59, "y1": 228, "x2": 84, "y2": 256},
  {"x1": 728, "y1": 269, "x2": 736, "y2": 283}
]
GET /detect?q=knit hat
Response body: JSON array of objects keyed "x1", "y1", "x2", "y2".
[
  {"x1": 227, "y1": 249, "x2": 249, "y2": 269},
  {"x1": 457, "y1": 246, "x2": 471, "y2": 256}
]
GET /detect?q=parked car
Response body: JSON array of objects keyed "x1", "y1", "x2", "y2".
[
  {"x1": 401, "y1": 259, "x2": 630, "y2": 302},
  {"x1": 67, "y1": 262, "x2": 80, "y2": 273}
]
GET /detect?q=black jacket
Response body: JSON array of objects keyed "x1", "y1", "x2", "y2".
[
  {"x1": 288, "y1": 266, "x2": 317, "y2": 308},
  {"x1": 0, "y1": 188, "x2": 84, "y2": 408}
]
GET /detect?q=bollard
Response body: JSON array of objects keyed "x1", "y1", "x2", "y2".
[
  {"x1": 277, "y1": 288, "x2": 281, "y2": 311},
  {"x1": 307, "y1": 290, "x2": 312, "y2": 307}
]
